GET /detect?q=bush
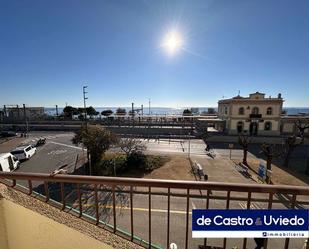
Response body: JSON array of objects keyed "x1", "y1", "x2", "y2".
[
  {"x1": 94, "y1": 154, "x2": 126, "y2": 175},
  {"x1": 93, "y1": 152, "x2": 170, "y2": 176},
  {"x1": 126, "y1": 152, "x2": 147, "y2": 170},
  {"x1": 145, "y1": 155, "x2": 170, "y2": 171}
]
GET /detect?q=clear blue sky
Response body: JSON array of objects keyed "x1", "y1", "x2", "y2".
[{"x1": 0, "y1": 0, "x2": 308, "y2": 108}]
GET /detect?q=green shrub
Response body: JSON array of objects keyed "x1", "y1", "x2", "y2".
[
  {"x1": 126, "y1": 152, "x2": 147, "y2": 170},
  {"x1": 94, "y1": 154, "x2": 126, "y2": 176},
  {"x1": 145, "y1": 155, "x2": 170, "y2": 171}
]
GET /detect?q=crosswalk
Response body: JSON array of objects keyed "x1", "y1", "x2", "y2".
[{"x1": 21, "y1": 133, "x2": 72, "y2": 145}]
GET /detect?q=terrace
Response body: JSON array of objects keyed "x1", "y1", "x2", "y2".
[{"x1": 1, "y1": 171, "x2": 309, "y2": 249}]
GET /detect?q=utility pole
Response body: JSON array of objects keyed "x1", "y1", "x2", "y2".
[
  {"x1": 23, "y1": 104, "x2": 28, "y2": 135},
  {"x1": 55, "y1": 105, "x2": 59, "y2": 117},
  {"x1": 148, "y1": 98, "x2": 151, "y2": 115},
  {"x1": 83, "y1": 85, "x2": 91, "y2": 175},
  {"x1": 83, "y1": 86, "x2": 88, "y2": 121}
]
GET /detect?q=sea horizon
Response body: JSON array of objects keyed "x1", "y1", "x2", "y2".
[{"x1": 43, "y1": 106, "x2": 309, "y2": 116}]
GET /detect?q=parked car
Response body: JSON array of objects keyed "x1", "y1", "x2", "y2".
[
  {"x1": 0, "y1": 131, "x2": 17, "y2": 138},
  {"x1": 0, "y1": 153, "x2": 20, "y2": 172},
  {"x1": 35, "y1": 138, "x2": 46, "y2": 147},
  {"x1": 11, "y1": 145, "x2": 37, "y2": 161}
]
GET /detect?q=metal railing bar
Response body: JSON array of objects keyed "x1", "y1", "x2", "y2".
[{"x1": 1, "y1": 172, "x2": 309, "y2": 194}]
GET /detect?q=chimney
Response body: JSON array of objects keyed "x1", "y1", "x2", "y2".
[{"x1": 278, "y1": 93, "x2": 282, "y2": 99}]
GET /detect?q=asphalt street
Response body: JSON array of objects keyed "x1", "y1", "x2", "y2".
[{"x1": 5, "y1": 131, "x2": 308, "y2": 249}]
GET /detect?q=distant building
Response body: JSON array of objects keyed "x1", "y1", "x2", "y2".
[{"x1": 218, "y1": 92, "x2": 283, "y2": 136}]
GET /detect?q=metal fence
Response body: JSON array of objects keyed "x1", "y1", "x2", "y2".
[{"x1": 1, "y1": 172, "x2": 309, "y2": 249}]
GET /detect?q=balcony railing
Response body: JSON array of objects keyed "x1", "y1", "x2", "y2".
[{"x1": 1, "y1": 172, "x2": 309, "y2": 249}]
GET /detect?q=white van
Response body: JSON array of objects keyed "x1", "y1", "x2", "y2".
[
  {"x1": 11, "y1": 145, "x2": 37, "y2": 161},
  {"x1": 0, "y1": 153, "x2": 20, "y2": 172}
]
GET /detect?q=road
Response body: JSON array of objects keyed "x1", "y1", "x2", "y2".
[{"x1": 4, "y1": 131, "x2": 308, "y2": 249}]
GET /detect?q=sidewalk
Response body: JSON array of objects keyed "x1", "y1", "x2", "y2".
[{"x1": 0, "y1": 137, "x2": 25, "y2": 153}]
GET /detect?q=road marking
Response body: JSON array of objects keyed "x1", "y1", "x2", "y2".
[
  {"x1": 48, "y1": 149, "x2": 67, "y2": 155},
  {"x1": 80, "y1": 204, "x2": 192, "y2": 215},
  {"x1": 191, "y1": 200, "x2": 196, "y2": 209},
  {"x1": 49, "y1": 141, "x2": 85, "y2": 150},
  {"x1": 239, "y1": 202, "x2": 262, "y2": 209}
]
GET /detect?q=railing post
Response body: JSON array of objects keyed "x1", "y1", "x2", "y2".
[
  {"x1": 148, "y1": 186, "x2": 151, "y2": 249},
  {"x1": 112, "y1": 185, "x2": 116, "y2": 233},
  {"x1": 185, "y1": 189, "x2": 190, "y2": 249},
  {"x1": 77, "y1": 183, "x2": 82, "y2": 217},
  {"x1": 60, "y1": 182, "x2": 65, "y2": 210},
  {"x1": 94, "y1": 184, "x2": 99, "y2": 225},
  {"x1": 284, "y1": 194, "x2": 297, "y2": 249},
  {"x1": 28, "y1": 180, "x2": 32, "y2": 195},
  {"x1": 223, "y1": 191, "x2": 231, "y2": 249},
  {"x1": 167, "y1": 187, "x2": 170, "y2": 249},
  {"x1": 263, "y1": 192, "x2": 273, "y2": 249},
  {"x1": 130, "y1": 186, "x2": 134, "y2": 241},
  {"x1": 204, "y1": 189, "x2": 211, "y2": 247},
  {"x1": 242, "y1": 192, "x2": 251, "y2": 249},
  {"x1": 44, "y1": 181, "x2": 49, "y2": 202}
]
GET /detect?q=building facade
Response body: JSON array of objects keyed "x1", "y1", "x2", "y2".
[{"x1": 218, "y1": 92, "x2": 283, "y2": 136}]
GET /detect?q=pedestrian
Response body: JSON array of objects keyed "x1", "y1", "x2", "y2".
[{"x1": 205, "y1": 143, "x2": 210, "y2": 152}]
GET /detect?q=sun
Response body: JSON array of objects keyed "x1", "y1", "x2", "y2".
[{"x1": 161, "y1": 30, "x2": 184, "y2": 56}]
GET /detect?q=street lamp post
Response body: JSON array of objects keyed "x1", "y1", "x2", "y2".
[
  {"x1": 82, "y1": 85, "x2": 91, "y2": 175},
  {"x1": 83, "y1": 86, "x2": 88, "y2": 121}
]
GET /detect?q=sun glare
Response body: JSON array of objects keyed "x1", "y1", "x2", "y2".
[{"x1": 161, "y1": 30, "x2": 184, "y2": 56}]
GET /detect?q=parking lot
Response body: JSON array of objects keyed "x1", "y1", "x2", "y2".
[{"x1": 0, "y1": 132, "x2": 85, "y2": 176}]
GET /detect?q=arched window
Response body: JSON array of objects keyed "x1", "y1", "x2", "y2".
[
  {"x1": 239, "y1": 107, "x2": 244, "y2": 115},
  {"x1": 224, "y1": 106, "x2": 228, "y2": 114},
  {"x1": 237, "y1": 121, "x2": 244, "y2": 133},
  {"x1": 252, "y1": 107, "x2": 259, "y2": 115},
  {"x1": 266, "y1": 107, "x2": 272, "y2": 115},
  {"x1": 264, "y1": 121, "x2": 272, "y2": 131}
]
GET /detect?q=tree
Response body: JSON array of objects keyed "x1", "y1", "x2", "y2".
[
  {"x1": 72, "y1": 125, "x2": 118, "y2": 174},
  {"x1": 119, "y1": 137, "x2": 146, "y2": 156},
  {"x1": 63, "y1": 106, "x2": 78, "y2": 117},
  {"x1": 86, "y1": 106, "x2": 98, "y2": 117},
  {"x1": 283, "y1": 119, "x2": 309, "y2": 168},
  {"x1": 260, "y1": 143, "x2": 284, "y2": 183},
  {"x1": 116, "y1": 108, "x2": 126, "y2": 115},
  {"x1": 238, "y1": 133, "x2": 252, "y2": 165},
  {"x1": 101, "y1": 109, "x2": 113, "y2": 116},
  {"x1": 183, "y1": 109, "x2": 192, "y2": 116}
]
